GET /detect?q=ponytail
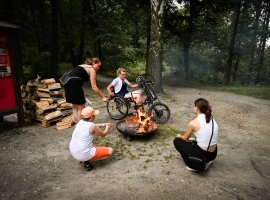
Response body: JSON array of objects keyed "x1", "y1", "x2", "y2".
[
  {"x1": 194, "y1": 98, "x2": 212, "y2": 123},
  {"x1": 205, "y1": 106, "x2": 212, "y2": 123}
]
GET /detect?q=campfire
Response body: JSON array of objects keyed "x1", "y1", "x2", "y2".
[{"x1": 116, "y1": 108, "x2": 158, "y2": 138}]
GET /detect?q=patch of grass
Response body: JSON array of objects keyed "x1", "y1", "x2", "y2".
[
  {"x1": 200, "y1": 85, "x2": 270, "y2": 100},
  {"x1": 155, "y1": 124, "x2": 184, "y2": 141},
  {"x1": 144, "y1": 158, "x2": 152, "y2": 163},
  {"x1": 163, "y1": 154, "x2": 175, "y2": 162}
]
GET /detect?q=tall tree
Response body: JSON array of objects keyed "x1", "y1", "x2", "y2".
[
  {"x1": 78, "y1": 0, "x2": 88, "y2": 64},
  {"x1": 86, "y1": 0, "x2": 99, "y2": 58},
  {"x1": 255, "y1": 0, "x2": 270, "y2": 84},
  {"x1": 248, "y1": 0, "x2": 262, "y2": 82},
  {"x1": 147, "y1": 0, "x2": 165, "y2": 93},
  {"x1": 225, "y1": 1, "x2": 241, "y2": 84},
  {"x1": 50, "y1": 0, "x2": 59, "y2": 77},
  {"x1": 182, "y1": 0, "x2": 201, "y2": 80}
]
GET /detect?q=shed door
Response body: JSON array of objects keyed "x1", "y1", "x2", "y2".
[{"x1": 0, "y1": 33, "x2": 17, "y2": 110}]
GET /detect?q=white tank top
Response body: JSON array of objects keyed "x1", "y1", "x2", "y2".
[
  {"x1": 194, "y1": 114, "x2": 218, "y2": 147},
  {"x1": 69, "y1": 120, "x2": 96, "y2": 161}
]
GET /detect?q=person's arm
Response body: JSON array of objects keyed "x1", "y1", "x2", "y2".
[
  {"x1": 176, "y1": 120, "x2": 196, "y2": 141},
  {"x1": 91, "y1": 123, "x2": 112, "y2": 137},
  {"x1": 89, "y1": 69, "x2": 107, "y2": 102},
  {"x1": 107, "y1": 83, "x2": 114, "y2": 96},
  {"x1": 128, "y1": 83, "x2": 138, "y2": 88}
]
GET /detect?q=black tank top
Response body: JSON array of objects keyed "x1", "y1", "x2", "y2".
[{"x1": 68, "y1": 66, "x2": 90, "y2": 82}]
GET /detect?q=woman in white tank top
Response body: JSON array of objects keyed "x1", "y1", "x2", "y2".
[{"x1": 173, "y1": 98, "x2": 219, "y2": 171}]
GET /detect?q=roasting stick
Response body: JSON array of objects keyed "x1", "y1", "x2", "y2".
[
  {"x1": 96, "y1": 123, "x2": 114, "y2": 127},
  {"x1": 85, "y1": 96, "x2": 113, "y2": 128},
  {"x1": 85, "y1": 97, "x2": 93, "y2": 105},
  {"x1": 85, "y1": 96, "x2": 107, "y2": 109}
]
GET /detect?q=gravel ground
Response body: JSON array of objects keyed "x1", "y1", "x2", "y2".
[{"x1": 0, "y1": 76, "x2": 270, "y2": 200}]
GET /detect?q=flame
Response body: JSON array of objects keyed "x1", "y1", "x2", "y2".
[{"x1": 132, "y1": 108, "x2": 155, "y2": 133}]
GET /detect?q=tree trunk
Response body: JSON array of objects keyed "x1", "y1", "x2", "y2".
[
  {"x1": 145, "y1": 1, "x2": 151, "y2": 72},
  {"x1": 147, "y1": 0, "x2": 165, "y2": 93},
  {"x1": 78, "y1": 0, "x2": 87, "y2": 64},
  {"x1": 131, "y1": 19, "x2": 140, "y2": 48},
  {"x1": 86, "y1": 0, "x2": 98, "y2": 57},
  {"x1": 248, "y1": 0, "x2": 262, "y2": 82},
  {"x1": 50, "y1": 0, "x2": 59, "y2": 77},
  {"x1": 183, "y1": 42, "x2": 190, "y2": 81},
  {"x1": 225, "y1": 2, "x2": 241, "y2": 85},
  {"x1": 255, "y1": 1, "x2": 270, "y2": 84},
  {"x1": 59, "y1": 2, "x2": 77, "y2": 66},
  {"x1": 233, "y1": 54, "x2": 240, "y2": 82},
  {"x1": 181, "y1": 0, "x2": 198, "y2": 81}
]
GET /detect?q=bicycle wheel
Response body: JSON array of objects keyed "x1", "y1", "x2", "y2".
[
  {"x1": 106, "y1": 96, "x2": 129, "y2": 120},
  {"x1": 148, "y1": 102, "x2": 170, "y2": 124}
]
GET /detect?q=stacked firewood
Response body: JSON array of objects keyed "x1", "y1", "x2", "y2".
[{"x1": 21, "y1": 77, "x2": 74, "y2": 130}]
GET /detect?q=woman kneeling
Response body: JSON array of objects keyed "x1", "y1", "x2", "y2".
[{"x1": 173, "y1": 98, "x2": 219, "y2": 171}]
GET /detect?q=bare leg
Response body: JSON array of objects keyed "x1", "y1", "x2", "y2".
[
  {"x1": 72, "y1": 104, "x2": 78, "y2": 123},
  {"x1": 77, "y1": 104, "x2": 85, "y2": 122},
  {"x1": 72, "y1": 104, "x2": 85, "y2": 123}
]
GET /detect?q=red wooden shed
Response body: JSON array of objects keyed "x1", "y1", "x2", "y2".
[{"x1": 0, "y1": 20, "x2": 25, "y2": 126}]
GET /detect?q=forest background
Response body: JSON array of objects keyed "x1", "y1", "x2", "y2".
[{"x1": 0, "y1": 0, "x2": 269, "y2": 99}]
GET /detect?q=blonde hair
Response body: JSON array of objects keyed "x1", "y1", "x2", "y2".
[
  {"x1": 117, "y1": 68, "x2": 126, "y2": 75},
  {"x1": 84, "y1": 57, "x2": 101, "y2": 65}
]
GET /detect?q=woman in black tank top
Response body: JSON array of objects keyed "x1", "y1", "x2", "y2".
[{"x1": 60, "y1": 57, "x2": 107, "y2": 123}]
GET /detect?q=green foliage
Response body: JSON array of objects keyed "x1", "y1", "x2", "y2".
[
  {"x1": 1, "y1": 0, "x2": 269, "y2": 87},
  {"x1": 21, "y1": 46, "x2": 51, "y2": 81},
  {"x1": 102, "y1": 60, "x2": 146, "y2": 81}
]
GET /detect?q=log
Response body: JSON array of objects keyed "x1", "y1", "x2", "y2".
[
  {"x1": 41, "y1": 78, "x2": 56, "y2": 85},
  {"x1": 57, "y1": 99, "x2": 66, "y2": 106},
  {"x1": 34, "y1": 82, "x2": 47, "y2": 89},
  {"x1": 56, "y1": 121, "x2": 72, "y2": 130},
  {"x1": 49, "y1": 90, "x2": 64, "y2": 98},
  {"x1": 61, "y1": 109, "x2": 73, "y2": 117},
  {"x1": 44, "y1": 110, "x2": 62, "y2": 121},
  {"x1": 48, "y1": 83, "x2": 61, "y2": 90},
  {"x1": 35, "y1": 101, "x2": 50, "y2": 110},
  {"x1": 26, "y1": 80, "x2": 34, "y2": 86},
  {"x1": 61, "y1": 115, "x2": 75, "y2": 125},
  {"x1": 37, "y1": 88, "x2": 49, "y2": 93},
  {"x1": 39, "y1": 98, "x2": 54, "y2": 104},
  {"x1": 59, "y1": 102, "x2": 72, "y2": 108},
  {"x1": 36, "y1": 104, "x2": 58, "y2": 115},
  {"x1": 34, "y1": 91, "x2": 50, "y2": 98}
]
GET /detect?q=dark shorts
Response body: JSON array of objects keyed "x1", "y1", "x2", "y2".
[{"x1": 64, "y1": 78, "x2": 86, "y2": 105}]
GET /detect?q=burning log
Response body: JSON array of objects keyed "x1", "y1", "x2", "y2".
[{"x1": 116, "y1": 109, "x2": 158, "y2": 138}]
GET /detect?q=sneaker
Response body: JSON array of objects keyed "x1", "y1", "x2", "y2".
[
  {"x1": 204, "y1": 160, "x2": 214, "y2": 171},
  {"x1": 80, "y1": 161, "x2": 94, "y2": 171},
  {"x1": 186, "y1": 166, "x2": 197, "y2": 171}
]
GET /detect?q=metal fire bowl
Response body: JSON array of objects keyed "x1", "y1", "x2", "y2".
[{"x1": 116, "y1": 117, "x2": 158, "y2": 138}]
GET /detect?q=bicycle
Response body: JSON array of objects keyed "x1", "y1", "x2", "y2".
[{"x1": 106, "y1": 74, "x2": 170, "y2": 124}]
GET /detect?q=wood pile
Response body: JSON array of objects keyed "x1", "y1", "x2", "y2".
[{"x1": 21, "y1": 77, "x2": 74, "y2": 129}]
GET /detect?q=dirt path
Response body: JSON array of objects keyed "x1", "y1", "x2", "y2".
[{"x1": 1, "y1": 79, "x2": 270, "y2": 200}]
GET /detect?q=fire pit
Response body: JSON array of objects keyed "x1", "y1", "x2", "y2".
[{"x1": 116, "y1": 109, "x2": 158, "y2": 138}]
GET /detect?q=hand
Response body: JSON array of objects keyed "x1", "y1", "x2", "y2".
[
  {"x1": 102, "y1": 97, "x2": 108, "y2": 102},
  {"x1": 105, "y1": 123, "x2": 113, "y2": 129},
  {"x1": 176, "y1": 134, "x2": 182, "y2": 138},
  {"x1": 109, "y1": 92, "x2": 114, "y2": 97}
]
